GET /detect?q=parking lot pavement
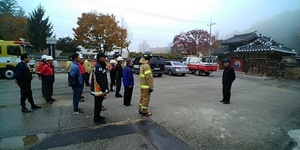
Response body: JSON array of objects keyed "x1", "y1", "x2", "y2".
[{"x1": 0, "y1": 71, "x2": 300, "y2": 150}]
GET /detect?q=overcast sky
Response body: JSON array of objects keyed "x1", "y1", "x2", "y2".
[{"x1": 18, "y1": 0, "x2": 300, "y2": 51}]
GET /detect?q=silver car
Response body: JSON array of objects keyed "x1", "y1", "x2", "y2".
[{"x1": 164, "y1": 61, "x2": 189, "y2": 76}]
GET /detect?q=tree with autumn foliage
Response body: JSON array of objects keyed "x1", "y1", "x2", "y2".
[
  {"x1": 73, "y1": 11, "x2": 128, "y2": 53},
  {"x1": 0, "y1": 0, "x2": 28, "y2": 40},
  {"x1": 171, "y1": 29, "x2": 217, "y2": 56}
]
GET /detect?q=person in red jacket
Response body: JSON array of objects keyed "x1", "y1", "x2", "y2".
[
  {"x1": 78, "y1": 59, "x2": 85, "y2": 102},
  {"x1": 37, "y1": 55, "x2": 47, "y2": 98},
  {"x1": 39, "y1": 56, "x2": 55, "y2": 104}
]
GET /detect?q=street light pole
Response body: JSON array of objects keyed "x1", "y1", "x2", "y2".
[{"x1": 207, "y1": 18, "x2": 216, "y2": 55}]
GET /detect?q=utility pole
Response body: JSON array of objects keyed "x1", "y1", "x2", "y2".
[{"x1": 207, "y1": 18, "x2": 216, "y2": 55}]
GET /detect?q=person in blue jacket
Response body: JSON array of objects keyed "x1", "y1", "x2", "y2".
[
  {"x1": 122, "y1": 59, "x2": 134, "y2": 106},
  {"x1": 69, "y1": 53, "x2": 84, "y2": 114}
]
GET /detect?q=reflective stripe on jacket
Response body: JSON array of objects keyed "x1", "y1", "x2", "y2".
[
  {"x1": 91, "y1": 61, "x2": 108, "y2": 96},
  {"x1": 139, "y1": 58, "x2": 153, "y2": 90}
]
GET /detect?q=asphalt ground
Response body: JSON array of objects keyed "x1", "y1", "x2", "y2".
[{"x1": 0, "y1": 71, "x2": 300, "y2": 150}]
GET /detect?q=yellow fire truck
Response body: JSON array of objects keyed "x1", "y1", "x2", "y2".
[{"x1": 0, "y1": 40, "x2": 36, "y2": 79}]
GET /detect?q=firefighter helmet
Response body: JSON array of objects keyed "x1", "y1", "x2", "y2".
[
  {"x1": 143, "y1": 51, "x2": 152, "y2": 60},
  {"x1": 46, "y1": 56, "x2": 54, "y2": 61},
  {"x1": 110, "y1": 60, "x2": 115, "y2": 64},
  {"x1": 117, "y1": 56, "x2": 123, "y2": 61},
  {"x1": 41, "y1": 55, "x2": 47, "y2": 60}
]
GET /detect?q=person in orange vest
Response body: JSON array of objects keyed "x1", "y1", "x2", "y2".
[
  {"x1": 39, "y1": 56, "x2": 55, "y2": 104},
  {"x1": 139, "y1": 51, "x2": 154, "y2": 116},
  {"x1": 91, "y1": 53, "x2": 109, "y2": 123}
]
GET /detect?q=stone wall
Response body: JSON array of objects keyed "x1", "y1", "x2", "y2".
[{"x1": 285, "y1": 67, "x2": 300, "y2": 79}]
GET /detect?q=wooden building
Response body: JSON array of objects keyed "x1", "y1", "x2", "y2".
[{"x1": 214, "y1": 31, "x2": 297, "y2": 77}]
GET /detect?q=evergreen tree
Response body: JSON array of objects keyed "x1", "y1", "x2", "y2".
[
  {"x1": 28, "y1": 4, "x2": 53, "y2": 53},
  {"x1": 0, "y1": 0, "x2": 18, "y2": 15}
]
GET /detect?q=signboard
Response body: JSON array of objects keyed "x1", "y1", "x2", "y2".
[{"x1": 46, "y1": 37, "x2": 57, "y2": 44}]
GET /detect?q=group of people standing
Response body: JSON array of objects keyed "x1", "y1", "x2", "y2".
[
  {"x1": 67, "y1": 51, "x2": 154, "y2": 123},
  {"x1": 14, "y1": 51, "x2": 235, "y2": 123},
  {"x1": 37, "y1": 55, "x2": 55, "y2": 104}
]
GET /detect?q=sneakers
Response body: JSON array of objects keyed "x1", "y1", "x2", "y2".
[
  {"x1": 73, "y1": 109, "x2": 84, "y2": 114},
  {"x1": 79, "y1": 99, "x2": 85, "y2": 102},
  {"x1": 21, "y1": 107, "x2": 31, "y2": 113},
  {"x1": 80, "y1": 96, "x2": 84, "y2": 99},
  {"x1": 31, "y1": 105, "x2": 41, "y2": 109}
]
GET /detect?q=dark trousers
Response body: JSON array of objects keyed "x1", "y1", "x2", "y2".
[
  {"x1": 41, "y1": 79, "x2": 45, "y2": 97},
  {"x1": 84, "y1": 72, "x2": 90, "y2": 85},
  {"x1": 67, "y1": 72, "x2": 71, "y2": 82},
  {"x1": 110, "y1": 77, "x2": 115, "y2": 90},
  {"x1": 44, "y1": 82, "x2": 53, "y2": 102},
  {"x1": 222, "y1": 84, "x2": 232, "y2": 102},
  {"x1": 94, "y1": 96, "x2": 104, "y2": 120},
  {"x1": 19, "y1": 83, "x2": 34, "y2": 107},
  {"x1": 73, "y1": 87, "x2": 82, "y2": 112},
  {"x1": 123, "y1": 87, "x2": 133, "y2": 106},
  {"x1": 115, "y1": 77, "x2": 122, "y2": 96}
]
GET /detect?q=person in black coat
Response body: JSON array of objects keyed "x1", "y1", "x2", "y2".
[
  {"x1": 115, "y1": 56, "x2": 123, "y2": 98},
  {"x1": 15, "y1": 53, "x2": 41, "y2": 113},
  {"x1": 220, "y1": 59, "x2": 236, "y2": 104},
  {"x1": 91, "y1": 53, "x2": 109, "y2": 123}
]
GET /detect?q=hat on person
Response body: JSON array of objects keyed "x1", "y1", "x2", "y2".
[
  {"x1": 110, "y1": 60, "x2": 115, "y2": 64},
  {"x1": 224, "y1": 59, "x2": 231, "y2": 63},
  {"x1": 117, "y1": 56, "x2": 123, "y2": 61},
  {"x1": 46, "y1": 56, "x2": 54, "y2": 61},
  {"x1": 96, "y1": 53, "x2": 107, "y2": 60},
  {"x1": 41, "y1": 55, "x2": 47, "y2": 60}
]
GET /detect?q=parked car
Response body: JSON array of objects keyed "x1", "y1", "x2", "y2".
[
  {"x1": 164, "y1": 61, "x2": 189, "y2": 76},
  {"x1": 132, "y1": 56, "x2": 165, "y2": 77}
]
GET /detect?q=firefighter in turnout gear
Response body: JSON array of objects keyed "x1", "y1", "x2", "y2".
[{"x1": 139, "y1": 51, "x2": 153, "y2": 116}]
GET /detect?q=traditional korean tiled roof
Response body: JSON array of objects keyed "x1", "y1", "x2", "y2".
[
  {"x1": 234, "y1": 34, "x2": 297, "y2": 55},
  {"x1": 213, "y1": 45, "x2": 230, "y2": 56},
  {"x1": 222, "y1": 31, "x2": 258, "y2": 46},
  {"x1": 235, "y1": 45, "x2": 297, "y2": 55}
]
